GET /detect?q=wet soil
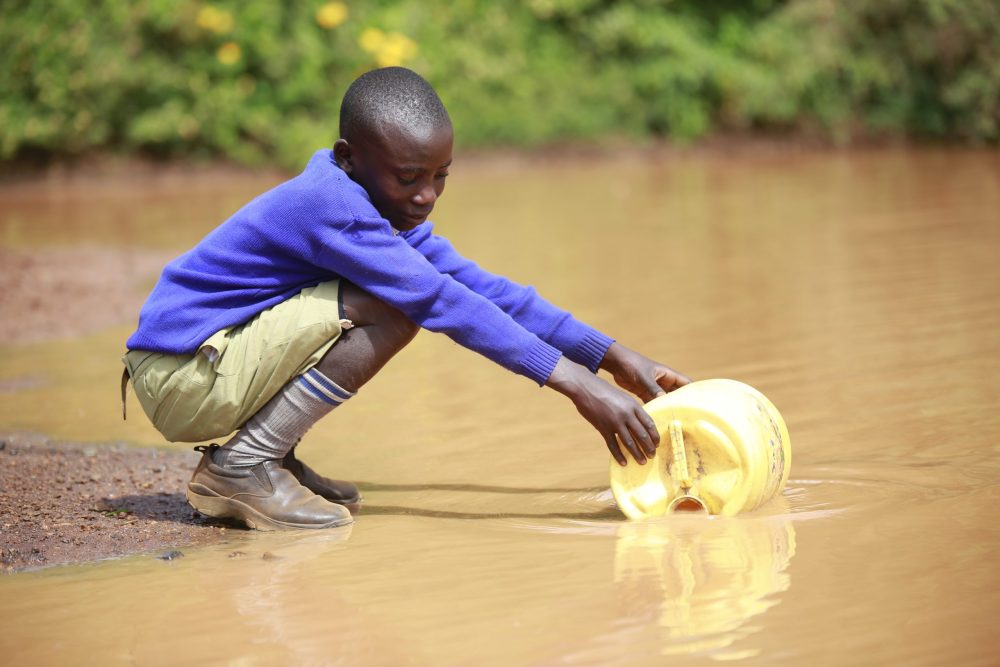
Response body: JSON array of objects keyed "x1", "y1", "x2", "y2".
[{"x1": 0, "y1": 432, "x2": 228, "y2": 573}]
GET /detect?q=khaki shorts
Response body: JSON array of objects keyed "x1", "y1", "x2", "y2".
[{"x1": 123, "y1": 280, "x2": 352, "y2": 443}]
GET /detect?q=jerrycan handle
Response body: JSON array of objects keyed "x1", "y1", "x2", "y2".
[{"x1": 669, "y1": 420, "x2": 693, "y2": 489}]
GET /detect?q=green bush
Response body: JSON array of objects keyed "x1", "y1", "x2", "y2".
[{"x1": 0, "y1": 0, "x2": 996, "y2": 170}]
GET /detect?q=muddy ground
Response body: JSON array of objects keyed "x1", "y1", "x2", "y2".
[{"x1": 0, "y1": 433, "x2": 230, "y2": 572}]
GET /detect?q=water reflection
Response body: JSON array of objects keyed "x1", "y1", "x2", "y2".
[
  {"x1": 221, "y1": 527, "x2": 371, "y2": 665},
  {"x1": 612, "y1": 505, "x2": 796, "y2": 660}
]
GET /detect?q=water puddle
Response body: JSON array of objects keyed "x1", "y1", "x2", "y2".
[{"x1": 2, "y1": 148, "x2": 999, "y2": 664}]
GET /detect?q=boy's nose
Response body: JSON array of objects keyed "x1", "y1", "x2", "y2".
[{"x1": 412, "y1": 186, "x2": 437, "y2": 207}]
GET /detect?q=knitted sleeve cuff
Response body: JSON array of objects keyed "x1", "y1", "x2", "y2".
[
  {"x1": 564, "y1": 329, "x2": 615, "y2": 373},
  {"x1": 521, "y1": 340, "x2": 564, "y2": 386}
]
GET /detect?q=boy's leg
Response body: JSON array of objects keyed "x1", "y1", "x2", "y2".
[
  {"x1": 217, "y1": 282, "x2": 418, "y2": 464},
  {"x1": 312, "y1": 281, "x2": 421, "y2": 391},
  {"x1": 191, "y1": 283, "x2": 418, "y2": 528},
  {"x1": 282, "y1": 283, "x2": 420, "y2": 501}
]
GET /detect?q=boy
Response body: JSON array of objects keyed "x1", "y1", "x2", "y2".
[{"x1": 122, "y1": 67, "x2": 690, "y2": 530}]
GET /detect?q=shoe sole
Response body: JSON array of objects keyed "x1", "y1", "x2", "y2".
[{"x1": 186, "y1": 484, "x2": 354, "y2": 531}]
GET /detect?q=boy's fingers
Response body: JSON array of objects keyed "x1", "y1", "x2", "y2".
[
  {"x1": 605, "y1": 433, "x2": 627, "y2": 466},
  {"x1": 658, "y1": 369, "x2": 692, "y2": 390},
  {"x1": 643, "y1": 375, "x2": 665, "y2": 400},
  {"x1": 643, "y1": 390, "x2": 663, "y2": 402},
  {"x1": 617, "y1": 429, "x2": 646, "y2": 465},
  {"x1": 636, "y1": 407, "x2": 660, "y2": 446},
  {"x1": 627, "y1": 420, "x2": 656, "y2": 459}
]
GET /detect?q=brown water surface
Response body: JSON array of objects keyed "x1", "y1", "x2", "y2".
[{"x1": 1, "y1": 148, "x2": 998, "y2": 665}]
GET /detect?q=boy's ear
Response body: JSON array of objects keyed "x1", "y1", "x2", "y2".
[{"x1": 333, "y1": 139, "x2": 352, "y2": 173}]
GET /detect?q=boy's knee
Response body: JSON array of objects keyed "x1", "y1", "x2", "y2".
[{"x1": 341, "y1": 282, "x2": 418, "y2": 338}]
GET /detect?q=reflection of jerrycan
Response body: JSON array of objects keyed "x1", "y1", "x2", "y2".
[
  {"x1": 610, "y1": 379, "x2": 791, "y2": 518},
  {"x1": 613, "y1": 513, "x2": 797, "y2": 657}
]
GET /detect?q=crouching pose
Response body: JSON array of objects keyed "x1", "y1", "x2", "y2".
[{"x1": 122, "y1": 67, "x2": 690, "y2": 530}]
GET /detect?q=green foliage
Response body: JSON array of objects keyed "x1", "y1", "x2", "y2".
[{"x1": 1, "y1": 0, "x2": 996, "y2": 169}]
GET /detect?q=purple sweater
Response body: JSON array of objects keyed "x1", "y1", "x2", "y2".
[{"x1": 126, "y1": 149, "x2": 614, "y2": 385}]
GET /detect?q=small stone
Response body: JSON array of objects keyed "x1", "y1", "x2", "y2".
[
  {"x1": 82, "y1": 446, "x2": 98, "y2": 457},
  {"x1": 157, "y1": 550, "x2": 184, "y2": 561},
  {"x1": 261, "y1": 551, "x2": 280, "y2": 561},
  {"x1": 228, "y1": 551, "x2": 245, "y2": 559}
]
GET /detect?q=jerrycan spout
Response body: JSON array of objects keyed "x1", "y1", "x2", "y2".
[{"x1": 668, "y1": 495, "x2": 708, "y2": 512}]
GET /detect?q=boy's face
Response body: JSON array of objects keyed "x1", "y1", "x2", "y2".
[{"x1": 334, "y1": 123, "x2": 453, "y2": 232}]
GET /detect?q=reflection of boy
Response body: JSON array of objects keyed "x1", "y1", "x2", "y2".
[{"x1": 122, "y1": 67, "x2": 690, "y2": 530}]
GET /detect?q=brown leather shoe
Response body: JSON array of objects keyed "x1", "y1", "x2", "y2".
[
  {"x1": 283, "y1": 448, "x2": 361, "y2": 505},
  {"x1": 186, "y1": 445, "x2": 353, "y2": 530}
]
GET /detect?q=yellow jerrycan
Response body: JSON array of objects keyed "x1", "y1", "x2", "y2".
[{"x1": 610, "y1": 379, "x2": 791, "y2": 518}]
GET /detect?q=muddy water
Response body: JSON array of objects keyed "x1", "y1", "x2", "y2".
[{"x1": 2, "y1": 148, "x2": 999, "y2": 665}]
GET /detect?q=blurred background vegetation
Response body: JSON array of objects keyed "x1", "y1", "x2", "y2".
[{"x1": 2, "y1": 0, "x2": 997, "y2": 170}]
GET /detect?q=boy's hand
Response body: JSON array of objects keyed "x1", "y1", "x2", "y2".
[
  {"x1": 599, "y1": 342, "x2": 691, "y2": 403},
  {"x1": 546, "y1": 357, "x2": 661, "y2": 466}
]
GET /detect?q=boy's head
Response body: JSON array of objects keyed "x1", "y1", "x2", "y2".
[{"x1": 334, "y1": 67, "x2": 453, "y2": 232}]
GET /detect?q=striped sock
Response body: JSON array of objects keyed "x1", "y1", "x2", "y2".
[{"x1": 217, "y1": 368, "x2": 355, "y2": 467}]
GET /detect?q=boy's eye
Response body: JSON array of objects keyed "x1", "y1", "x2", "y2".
[
  {"x1": 435, "y1": 171, "x2": 449, "y2": 180},
  {"x1": 397, "y1": 175, "x2": 418, "y2": 186}
]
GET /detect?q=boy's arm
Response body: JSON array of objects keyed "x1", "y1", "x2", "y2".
[
  {"x1": 317, "y1": 215, "x2": 562, "y2": 385},
  {"x1": 403, "y1": 225, "x2": 612, "y2": 371},
  {"x1": 327, "y1": 219, "x2": 689, "y2": 463},
  {"x1": 402, "y1": 224, "x2": 691, "y2": 463}
]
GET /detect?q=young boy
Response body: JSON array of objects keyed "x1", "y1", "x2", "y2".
[{"x1": 122, "y1": 67, "x2": 690, "y2": 530}]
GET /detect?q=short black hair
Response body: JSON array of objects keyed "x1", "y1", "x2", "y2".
[{"x1": 339, "y1": 67, "x2": 451, "y2": 142}]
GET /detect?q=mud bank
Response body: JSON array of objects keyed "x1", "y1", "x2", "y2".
[{"x1": 0, "y1": 433, "x2": 228, "y2": 573}]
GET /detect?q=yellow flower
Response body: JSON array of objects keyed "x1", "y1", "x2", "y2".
[
  {"x1": 216, "y1": 41, "x2": 242, "y2": 65},
  {"x1": 359, "y1": 27, "x2": 385, "y2": 53},
  {"x1": 316, "y1": 2, "x2": 348, "y2": 29},
  {"x1": 197, "y1": 6, "x2": 233, "y2": 34},
  {"x1": 359, "y1": 29, "x2": 417, "y2": 67}
]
